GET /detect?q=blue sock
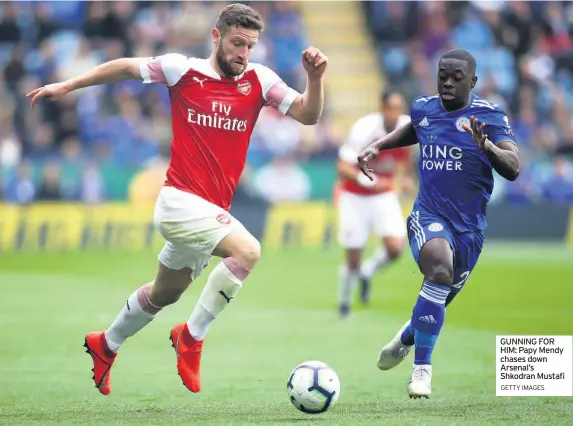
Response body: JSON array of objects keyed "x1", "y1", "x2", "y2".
[
  {"x1": 411, "y1": 280, "x2": 450, "y2": 365},
  {"x1": 401, "y1": 285, "x2": 456, "y2": 347},
  {"x1": 400, "y1": 321, "x2": 415, "y2": 346}
]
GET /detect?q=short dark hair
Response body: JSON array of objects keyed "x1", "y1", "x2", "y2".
[
  {"x1": 216, "y1": 3, "x2": 264, "y2": 35},
  {"x1": 380, "y1": 88, "x2": 404, "y2": 105},
  {"x1": 440, "y1": 49, "x2": 477, "y2": 75}
]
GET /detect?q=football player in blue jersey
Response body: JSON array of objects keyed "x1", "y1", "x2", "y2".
[{"x1": 357, "y1": 49, "x2": 519, "y2": 398}]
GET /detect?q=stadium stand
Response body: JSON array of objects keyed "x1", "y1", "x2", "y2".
[
  {"x1": 1, "y1": 1, "x2": 572, "y2": 206},
  {"x1": 363, "y1": 0, "x2": 573, "y2": 204}
]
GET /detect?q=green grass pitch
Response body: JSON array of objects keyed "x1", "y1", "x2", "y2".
[{"x1": 1, "y1": 243, "x2": 572, "y2": 425}]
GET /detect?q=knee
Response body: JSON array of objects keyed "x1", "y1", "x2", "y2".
[
  {"x1": 425, "y1": 263, "x2": 454, "y2": 286},
  {"x1": 345, "y1": 249, "x2": 361, "y2": 272},
  {"x1": 386, "y1": 244, "x2": 404, "y2": 260},
  {"x1": 384, "y1": 237, "x2": 405, "y2": 260},
  {"x1": 231, "y1": 239, "x2": 261, "y2": 271},
  {"x1": 347, "y1": 259, "x2": 360, "y2": 272},
  {"x1": 420, "y1": 238, "x2": 454, "y2": 286}
]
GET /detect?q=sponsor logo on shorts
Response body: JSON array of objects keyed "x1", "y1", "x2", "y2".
[
  {"x1": 428, "y1": 222, "x2": 444, "y2": 232},
  {"x1": 216, "y1": 213, "x2": 231, "y2": 225}
]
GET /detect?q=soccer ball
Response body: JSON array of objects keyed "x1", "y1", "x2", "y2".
[{"x1": 286, "y1": 360, "x2": 340, "y2": 414}]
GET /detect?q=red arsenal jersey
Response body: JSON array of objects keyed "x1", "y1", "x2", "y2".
[
  {"x1": 140, "y1": 54, "x2": 299, "y2": 210},
  {"x1": 338, "y1": 113, "x2": 412, "y2": 195}
]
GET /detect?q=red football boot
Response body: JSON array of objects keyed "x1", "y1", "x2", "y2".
[
  {"x1": 83, "y1": 332, "x2": 117, "y2": 395},
  {"x1": 170, "y1": 323, "x2": 203, "y2": 393}
]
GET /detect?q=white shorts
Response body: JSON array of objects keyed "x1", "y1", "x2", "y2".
[
  {"x1": 337, "y1": 190, "x2": 406, "y2": 249},
  {"x1": 154, "y1": 186, "x2": 246, "y2": 280}
]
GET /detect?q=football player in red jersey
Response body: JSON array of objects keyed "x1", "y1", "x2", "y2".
[
  {"x1": 28, "y1": 4, "x2": 328, "y2": 396},
  {"x1": 336, "y1": 90, "x2": 414, "y2": 318}
]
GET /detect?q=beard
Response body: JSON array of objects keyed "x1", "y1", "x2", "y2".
[{"x1": 216, "y1": 44, "x2": 244, "y2": 78}]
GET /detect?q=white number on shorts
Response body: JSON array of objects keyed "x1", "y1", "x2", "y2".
[{"x1": 452, "y1": 271, "x2": 471, "y2": 289}]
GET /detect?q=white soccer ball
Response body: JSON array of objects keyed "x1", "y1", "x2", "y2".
[{"x1": 286, "y1": 360, "x2": 340, "y2": 414}]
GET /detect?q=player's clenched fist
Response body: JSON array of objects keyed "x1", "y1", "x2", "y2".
[
  {"x1": 301, "y1": 46, "x2": 328, "y2": 79},
  {"x1": 26, "y1": 82, "x2": 71, "y2": 109},
  {"x1": 357, "y1": 146, "x2": 380, "y2": 181}
]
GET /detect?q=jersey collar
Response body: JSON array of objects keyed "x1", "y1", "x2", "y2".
[{"x1": 439, "y1": 92, "x2": 475, "y2": 115}]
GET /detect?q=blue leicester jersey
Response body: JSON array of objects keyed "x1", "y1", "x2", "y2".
[{"x1": 411, "y1": 93, "x2": 517, "y2": 233}]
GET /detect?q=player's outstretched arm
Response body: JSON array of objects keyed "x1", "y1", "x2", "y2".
[
  {"x1": 357, "y1": 122, "x2": 418, "y2": 180},
  {"x1": 462, "y1": 117, "x2": 520, "y2": 181},
  {"x1": 26, "y1": 58, "x2": 144, "y2": 108},
  {"x1": 286, "y1": 47, "x2": 327, "y2": 125}
]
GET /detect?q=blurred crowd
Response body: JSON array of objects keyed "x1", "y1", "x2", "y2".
[
  {"x1": 1, "y1": 1, "x2": 572, "y2": 206},
  {"x1": 364, "y1": 0, "x2": 573, "y2": 204},
  {"x1": 0, "y1": 1, "x2": 329, "y2": 205}
]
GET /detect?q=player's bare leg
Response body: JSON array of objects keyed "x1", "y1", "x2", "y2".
[
  {"x1": 339, "y1": 248, "x2": 361, "y2": 319},
  {"x1": 359, "y1": 235, "x2": 404, "y2": 304},
  {"x1": 85, "y1": 263, "x2": 191, "y2": 395},
  {"x1": 407, "y1": 238, "x2": 453, "y2": 398},
  {"x1": 171, "y1": 229, "x2": 260, "y2": 393}
]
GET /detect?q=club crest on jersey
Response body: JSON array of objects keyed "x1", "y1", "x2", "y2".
[
  {"x1": 237, "y1": 80, "x2": 252, "y2": 96},
  {"x1": 428, "y1": 223, "x2": 444, "y2": 232},
  {"x1": 455, "y1": 117, "x2": 470, "y2": 133},
  {"x1": 216, "y1": 213, "x2": 231, "y2": 225}
]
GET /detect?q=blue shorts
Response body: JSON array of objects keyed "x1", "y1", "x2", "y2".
[{"x1": 406, "y1": 209, "x2": 484, "y2": 296}]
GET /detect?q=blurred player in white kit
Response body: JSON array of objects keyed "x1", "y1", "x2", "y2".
[
  {"x1": 27, "y1": 4, "x2": 327, "y2": 395},
  {"x1": 336, "y1": 90, "x2": 413, "y2": 318}
]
